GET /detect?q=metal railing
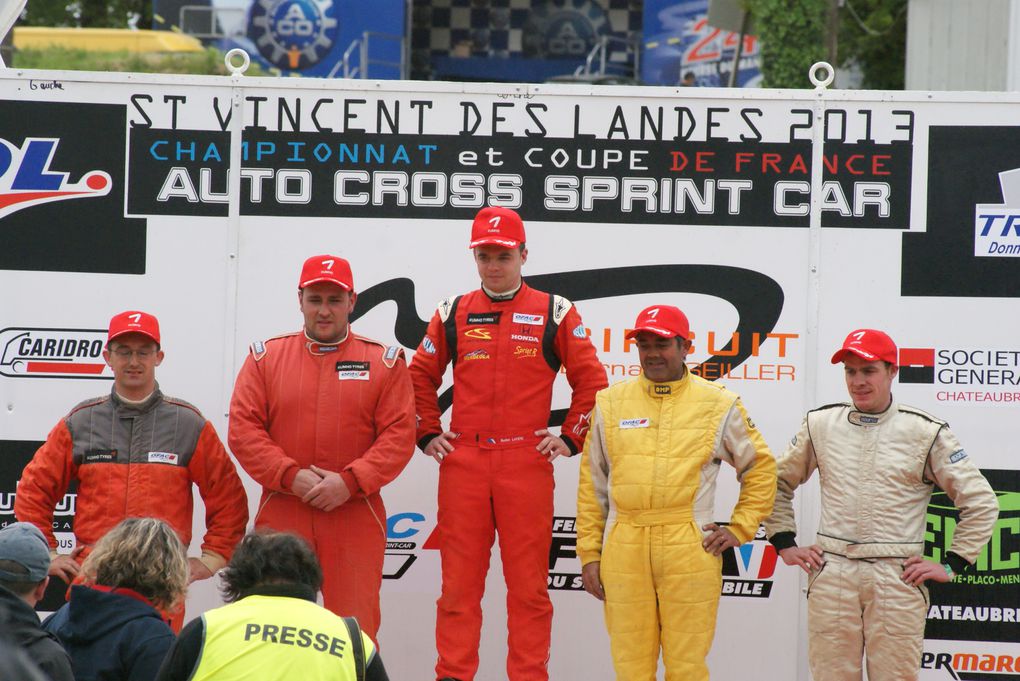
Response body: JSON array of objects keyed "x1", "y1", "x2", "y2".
[
  {"x1": 329, "y1": 31, "x2": 406, "y2": 79},
  {"x1": 575, "y1": 34, "x2": 641, "y2": 79}
]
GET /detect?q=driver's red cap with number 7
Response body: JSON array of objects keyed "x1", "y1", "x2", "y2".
[
  {"x1": 625, "y1": 305, "x2": 690, "y2": 340},
  {"x1": 830, "y1": 328, "x2": 898, "y2": 365},
  {"x1": 469, "y1": 207, "x2": 526, "y2": 249},
  {"x1": 298, "y1": 254, "x2": 353, "y2": 291},
  {"x1": 107, "y1": 310, "x2": 161, "y2": 346}
]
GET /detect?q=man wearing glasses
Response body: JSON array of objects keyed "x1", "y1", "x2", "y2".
[{"x1": 15, "y1": 310, "x2": 248, "y2": 625}]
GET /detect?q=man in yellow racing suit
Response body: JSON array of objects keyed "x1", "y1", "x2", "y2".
[{"x1": 576, "y1": 305, "x2": 776, "y2": 680}]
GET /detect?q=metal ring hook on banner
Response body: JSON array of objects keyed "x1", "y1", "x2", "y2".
[
  {"x1": 809, "y1": 61, "x2": 835, "y2": 90},
  {"x1": 225, "y1": 48, "x2": 251, "y2": 76}
]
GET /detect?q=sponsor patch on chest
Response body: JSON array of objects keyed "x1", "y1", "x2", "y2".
[
  {"x1": 147, "y1": 451, "x2": 180, "y2": 465},
  {"x1": 82, "y1": 449, "x2": 117, "y2": 464},
  {"x1": 619, "y1": 418, "x2": 650, "y2": 429},
  {"x1": 336, "y1": 361, "x2": 370, "y2": 380},
  {"x1": 849, "y1": 412, "x2": 880, "y2": 426},
  {"x1": 512, "y1": 313, "x2": 544, "y2": 325},
  {"x1": 466, "y1": 312, "x2": 501, "y2": 325}
]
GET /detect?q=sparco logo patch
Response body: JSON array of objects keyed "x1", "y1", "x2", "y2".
[
  {"x1": 336, "y1": 361, "x2": 370, "y2": 380},
  {"x1": 0, "y1": 138, "x2": 112, "y2": 219},
  {"x1": 0, "y1": 328, "x2": 110, "y2": 379},
  {"x1": 619, "y1": 418, "x2": 650, "y2": 429}
]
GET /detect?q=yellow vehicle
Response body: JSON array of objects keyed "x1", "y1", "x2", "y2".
[{"x1": 14, "y1": 27, "x2": 203, "y2": 53}]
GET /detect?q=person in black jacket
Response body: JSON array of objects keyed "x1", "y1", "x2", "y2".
[
  {"x1": 43, "y1": 518, "x2": 189, "y2": 681},
  {"x1": 0, "y1": 522, "x2": 73, "y2": 681}
]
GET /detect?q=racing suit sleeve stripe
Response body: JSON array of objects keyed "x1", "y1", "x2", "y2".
[
  {"x1": 541, "y1": 295, "x2": 561, "y2": 373},
  {"x1": 228, "y1": 354, "x2": 303, "y2": 492},
  {"x1": 343, "y1": 357, "x2": 416, "y2": 496},
  {"x1": 764, "y1": 415, "x2": 817, "y2": 544},
  {"x1": 924, "y1": 426, "x2": 998, "y2": 565},
  {"x1": 553, "y1": 306, "x2": 608, "y2": 451},
  {"x1": 189, "y1": 421, "x2": 249, "y2": 561},
  {"x1": 576, "y1": 402, "x2": 611, "y2": 566},
  {"x1": 409, "y1": 312, "x2": 451, "y2": 444},
  {"x1": 717, "y1": 400, "x2": 777, "y2": 545},
  {"x1": 13, "y1": 420, "x2": 76, "y2": 550}
]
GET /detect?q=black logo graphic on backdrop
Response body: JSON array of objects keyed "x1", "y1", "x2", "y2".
[
  {"x1": 128, "y1": 127, "x2": 230, "y2": 217},
  {"x1": 902, "y1": 126, "x2": 1020, "y2": 298},
  {"x1": 0, "y1": 101, "x2": 146, "y2": 274},
  {"x1": 352, "y1": 263, "x2": 784, "y2": 423},
  {"x1": 0, "y1": 440, "x2": 77, "y2": 611},
  {"x1": 127, "y1": 126, "x2": 911, "y2": 229}
]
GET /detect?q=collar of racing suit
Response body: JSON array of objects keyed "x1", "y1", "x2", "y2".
[
  {"x1": 303, "y1": 325, "x2": 350, "y2": 355},
  {"x1": 110, "y1": 384, "x2": 163, "y2": 414},
  {"x1": 638, "y1": 365, "x2": 690, "y2": 398},
  {"x1": 481, "y1": 280, "x2": 522, "y2": 301},
  {"x1": 846, "y1": 397, "x2": 896, "y2": 427}
]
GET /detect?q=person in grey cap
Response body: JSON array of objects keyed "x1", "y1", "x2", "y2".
[{"x1": 0, "y1": 522, "x2": 73, "y2": 681}]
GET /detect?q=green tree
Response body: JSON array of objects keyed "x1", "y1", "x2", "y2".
[
  {"x1": 22, "y1": 0, "x2": 152, "y2": 29},
  {"x1": 752, "y1": 0, "x2": 827, "y2": 88},
  {"x1": 751, "y1": 0, "x2": 907, "y2": 90},
  {"x1": 838, "y1": 0, "x2": 907, "y2": 89}
]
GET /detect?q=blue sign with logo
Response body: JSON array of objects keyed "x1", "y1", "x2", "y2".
[
  {"x1": 641, "y1": 0, "x2": 761, "y2": 87},
  {"x1": 221, "y1": 0, "x2": 405, "y2": 78}
]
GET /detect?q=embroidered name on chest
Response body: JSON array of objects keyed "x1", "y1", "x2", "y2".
[
  {"x1": 82, "y1": 449, "x2": 117, "y2": 464},
  {"x1": 336, "y1": 361, "x2": 370, "y2": 380}
]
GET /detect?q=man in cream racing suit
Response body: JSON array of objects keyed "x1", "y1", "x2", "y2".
[
  {"x1": 765, "y1": 328, "x2": 998, "y2": 681},
  {"x1": 576, "y1": 304, "x2": 776, "y2": 681}
]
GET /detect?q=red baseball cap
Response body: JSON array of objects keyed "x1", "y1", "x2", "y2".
[
  {"x1": 831, "y1": 329, "x2": 898, "y2": 365},
  {"x1": 469, "y1": 207, "x2": 526, "y2": 249},
  {"x1": 625, "y1": 305, "x2": 690, "y2": 340},
  {"x1": 299, "y1": 254, "x2": 353, "y2": 291},
  {"x1": 108, "y1": 310, "x2": 160, "y2": 346}
]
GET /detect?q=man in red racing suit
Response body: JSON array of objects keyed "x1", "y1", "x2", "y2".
[
  {"x1": 410, "y1": 207, "x2": 608, "y2": 681},
  {"x1": 229, "y1": 254, "x2": 415, "y2": 642}
]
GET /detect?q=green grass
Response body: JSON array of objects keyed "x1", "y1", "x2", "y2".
[{"x1": 12, "y1": 46, "x2": 273, "y2": 76}]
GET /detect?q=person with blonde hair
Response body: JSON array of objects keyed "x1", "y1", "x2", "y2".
[{"x1": 43, "y1": 518, "x2": 189, "y2": 681}]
